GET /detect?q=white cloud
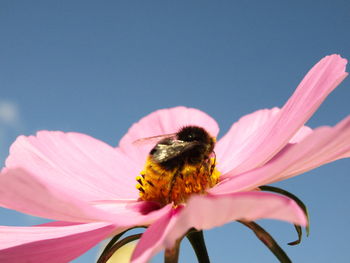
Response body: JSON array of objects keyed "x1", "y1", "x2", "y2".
[
  {"x1": 0, "y1": 99, "x2": 23, "y2": 165},
  {"x1": 0, "y1": 100, "x2": 20, "y2": 127}
]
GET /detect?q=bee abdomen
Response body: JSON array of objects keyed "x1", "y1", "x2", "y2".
[{"x1": 137, "y1": 156, "x2": 220, "y2": 206}]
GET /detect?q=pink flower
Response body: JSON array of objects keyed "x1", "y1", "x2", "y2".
[{"x1": 0, "y1": 54, "x2": 349, "y2": 263}]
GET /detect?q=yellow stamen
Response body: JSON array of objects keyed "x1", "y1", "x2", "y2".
[{"x1": 136, "y1": 157, "x2": 220, "y2": 206}]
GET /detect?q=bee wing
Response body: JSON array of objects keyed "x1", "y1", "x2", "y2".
[
  {"x1": 152, "y1": 140, "x2": 199, "y2": 163},
  {"x1": 132, "y1": 133, "x2": 176, "y2": 146}
]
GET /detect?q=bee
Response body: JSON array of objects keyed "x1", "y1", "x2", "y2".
[
  {"x1": 149, "y1": 126, "x2": 215, "y2": 169},
  {"x1": 135, "y1": 126, "x2": 219, "y2": 205}
]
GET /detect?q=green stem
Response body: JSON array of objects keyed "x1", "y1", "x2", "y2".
[
  {"x1": 164, "y1": 238, "x2": 181, "y2": 263},
  {"x1": 97, "y1": 230, "x2": 128, "y2": 261},
  {"x1": 260, "y1": 185, "x2": 310, "y2": 236},
  {"x1": 186, "y1": 230, "x2": 210, "y2": 263},
  {"x1": 238, "y1": 221, "x2": 292, "y2": 263},
  {"x1": 97, "y1": 233, "x2": 142, "y2": 263}
]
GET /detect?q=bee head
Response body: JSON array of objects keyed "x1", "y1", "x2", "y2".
[{"x1": 177, "y1": 126, "x2": 211, "y2": 144}]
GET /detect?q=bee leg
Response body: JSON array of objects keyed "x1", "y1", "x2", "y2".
[
  {"x1": 168, "y1": 168, "x2": 181, "y2": 204},
  {"x1": 210, "y1": 151, "x2": 217, "y2": 175}
]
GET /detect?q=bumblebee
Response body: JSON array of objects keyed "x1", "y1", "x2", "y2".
[{"x1": 135, "y1": 126, "x2": 220, "y2": 206}]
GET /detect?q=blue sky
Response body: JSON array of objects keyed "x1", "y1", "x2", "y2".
[{"x1": 0, "y1": 0, "x2": 349, "y2": 262}]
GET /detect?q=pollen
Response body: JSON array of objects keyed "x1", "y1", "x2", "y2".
[{"x1": 135, "y1": 156, "x2": 220, "y2": 206}]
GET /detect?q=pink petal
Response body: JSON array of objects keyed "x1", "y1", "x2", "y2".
[
  {"x1": 118, "y1": 106, "x2": 219, "y2": 166},
  {"x1": 216, "y1": 108, "x2": 278, "y2": 172},
  {"x1": 272, "y1": 115, "x2": 350, "y2": 182},
  {"x1": 131, "y1": 191, "x2": 306, "y2": 263},
  {"x1": 5, "y1": 131, "x2": 139, "y2": 201},
  {"x1": 196, "y1": 191, "x2": 307, "y2": 224},
  {"x1": 217, "y1": 55, "x2": 348, "y2": 175},
  {"x1": 92, "y1": 200, "x2": 173, "y2": 226},
  {"x1": 0, "y1": 168, "x2": 125, "y2": 223},
  {"x1": 216, "y1": 107, "x2": 312, "y2": 175},
  {"x1": 165, "y1": 192, "x2": 307, "y2": 247},
  {"x1": 212, "y1": 115, "x2": 350, "y2": 194},
  {"x1": 0, "y1": 222, "x2": 116, "y2": 263},
  {"x1": 131, "y1": 208, "x2": 180, "y2": 263},
  {"x1": 0, "y1": 167, "x2": 172, "y2": 226},
  {"x1": 289, "y1": 125, "x2": 313, "y2": 144}
]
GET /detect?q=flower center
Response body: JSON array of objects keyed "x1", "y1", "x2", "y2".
[
  {"x1": 136, "y1": 157, "x2": 220, "y2": 206},
  {"x1": 135, "y1": 126, "x2": 220, "y2": 206}
]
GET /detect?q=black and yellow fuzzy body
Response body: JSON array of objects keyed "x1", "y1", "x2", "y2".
[{"x1": 136, "y1": 126, "x2": 220, "y2": 206}]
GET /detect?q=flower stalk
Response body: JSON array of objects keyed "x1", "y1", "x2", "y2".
[
  {"x1": 97, "y1": 233, "x2": 142, "y2": 263},
  {"x1": 187, "y1": 230, "x2": 210, "y2": 263},
  {"x1": 164, "y1": 238, "x2": 181, "y2": 263},
  {"x1": 260, "y1": 185, "x2": 310, "y2": 238},
  {"x1": 238, "y1": 220, "x2": 292, "y2": 263}
]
